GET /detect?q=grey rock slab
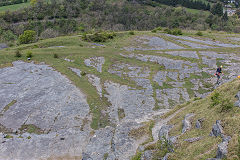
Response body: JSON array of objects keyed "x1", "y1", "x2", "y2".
[
  {"x1": 84, "y1": 57, "x2": 105, "y2": 73},
  {"x1": 184, "y1": 136, "x2": 203, "y2": 143},
  {"x1": 125, "y1": 36, "x2": 185, "y2": 51},
  {"x1": 165, "y1": 51, "x2": 199, "y2": 59},
  {"x1": 141, "y1": 150, "x2": 153, "y2": 160},
  {"x1": 158, "y1": 125, "x2": 173, "y2": 141},
  {"x1": 163, "y1": 34, "x2": 240, "y2": 48},
  {"x1": 153, "y1": 71, "x2": 167, "y2": 86},
  {"x1": 109, "y1": 63, "x2": 150, "y2": 78},
  {"x1": 104, "y1": 81, "x2": 156, "y2": 122},
  {"x1": 69, "y1": 67, "x2": 81, "y2": 77},
  {"x1": 0, "y1": 131, "x2": 90, "y2": 160},
  {"x1": 176, "y1": 40, "x2": 214, "y2": 49},
  {"x1": 156, "y1": 88, "x2": 189, "y2": 108},
  {"x1": 91, "y1": 43, "x2": 104, "y2": 47},
  {"x1": 87, "y1": 74, "x2": 102, "y2": 97},
  {"x1": 199, "y1": 51, "x2": 229, "y2": 59},
  {"x1": 0, "y1": 43, "x2": 8, "y2": 50},
  {"x1": 167, "y1": 71, "x2": 178, "y2": 81},
  {"x1": 84, "y1": 126, "x2": 115, "y2": 160},
  {"x1": 144, "y1": 36, "x2": 185, "y2": 50},
  {"x1": 112, "y1": 122, "x2": 148, "y2": 160},
  {"x1": 202, "y1": 57, "x2": 217, "y2": 68},
  {"x1": 182, "y1": 113, "x2": 195, "y2": 133},
  {"x1": 0, "y1": 61, "x2": 90, "y2": 132}
]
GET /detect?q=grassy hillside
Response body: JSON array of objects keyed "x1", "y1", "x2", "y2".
[{"x1": 161, "y1": 79, "x2": 240, "y2": 159}]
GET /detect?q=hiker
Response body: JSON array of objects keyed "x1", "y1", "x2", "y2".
[{"x1": 215, "y1": 65, "x2": 222, "y2": 85}]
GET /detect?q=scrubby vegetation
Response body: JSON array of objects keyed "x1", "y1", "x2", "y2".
[
  {"x1": 0, "y1": 0, "x2": 239, "y2": 46},
  {"x1": 82, "y1": 32, "x2": 116, "y2": 42}
]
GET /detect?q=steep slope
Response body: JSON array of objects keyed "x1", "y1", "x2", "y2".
[{"x1": 143, "y1": 78, "x2": 240, "y2": 160}]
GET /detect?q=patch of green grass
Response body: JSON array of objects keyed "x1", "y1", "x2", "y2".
[
  {"x1": 118, "y1": 108, "x2": 125, "y2": 120},
  {"x1": 103, "y1": 153, "x2": 109, "y2": 160},
  {"x1": 1, "y1": 100, "x2": 16, "y2": 115},
  {"x1": 131, "y1": 151, "x2": 142, "y2": 160},
  {"x1": 4, "y1": 134, "x2": 13, "y2": 139},
  {"x1": 19, "y1": 124, "x2": 44, "y2": 134}
]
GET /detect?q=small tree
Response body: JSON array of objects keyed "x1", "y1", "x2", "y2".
[
  {"x1": 18, "y1": 30, "x2": 37, "y2": 44},
  {"x1": 26, "y1": 51, "x2": 33, "y2": 58},
  {"x1": 196, "y1": 31, "x2": 203, "y2": 36},
  {"x1": 15, "y1": 50, "x2": 22, "y2": 58},
  {"x1": 53, "y1": 53, "x2": 58, "y2": 58}
]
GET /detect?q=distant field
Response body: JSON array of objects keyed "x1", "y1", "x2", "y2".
[
  {"x1": 185, "y1": 7, "x2": 210, "y2": 15},
  {"x1": 0, "y1": 2, "x2": 30, "y2": 13}
]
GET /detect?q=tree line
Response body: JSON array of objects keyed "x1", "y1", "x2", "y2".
[{"x1": 0, "y1": 0, "x2": 238, "y2": 43}]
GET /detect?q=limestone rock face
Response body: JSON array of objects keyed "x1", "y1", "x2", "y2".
[
  {"x1": 210, "y1": 120, "x2": 223, "y2": 137},
  {"x1": 0, "y1": 43, "x2": 8, "y2": 50},
  {"x1": 84, "y1": 57, "x2": 105, "y2": 72},
  {"x1": 182, "y1": 114, "x2": 195, "y2": 133},
  {"x1": 158, "y1": 125, "x2": 173, "y2": 141},
  {"x1": 216, "y1": 136, "x2": 231, "y2": 159}
]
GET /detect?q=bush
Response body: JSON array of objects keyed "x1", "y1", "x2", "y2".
[
  {"x1": 152, "y1": 29, "x2": 157, "y2": 33},
  {"x1": 15, "y1": 50, "x2": 22, "y2": 58},
  {"x1": 172, "y1": 29, "x2": 183, "y2": 35},
  {"x1": 164, "y1": 28, "x2": 172, "y2": 34},
  {"x1": 129, "y1": 31, "x2": 135, "y2": 35},
  {"x1": 156, "y1": 27, "x2": 162, "y2": 31},
  {"x1": 152, "y1": 27, "x2": 162, "y2": 33},
  {"x1": 153, "y1": 137, "x2": 174, "y2": 158},
  {"x1": 196, "y1": 31, "x2": 203, "y2": 36},
  {"x1": 82, "y1": 32, "x2": 116, "y2": 42},
  {"x1": 164, "y1": 28, "x2": 182, "y2": 35},
  {"x1": 210, "y1": 92, "x2": 221, "y2": 107},
  {"x1": 53, "y1": 53, "x2": 59, "y2": 58},
  {"x1": 26, "y1": 51, "x2": 33, "y2": 58},
  {"x1": 18, "y1": 30, "x2": 37, "y2": 44},
  {"x1": 81, "y1": 71, "x2": 86, "y2": 76},
  {"x1": 220, "y1": 98, "x2": 234, "y2": 112},
  {"x1": 131, "y1": 152, "x2": 142, "y2": 160}
]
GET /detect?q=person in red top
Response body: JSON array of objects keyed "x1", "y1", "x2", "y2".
[{"x1": 215, "y1": 65, "x2": 222, "y2": 85}]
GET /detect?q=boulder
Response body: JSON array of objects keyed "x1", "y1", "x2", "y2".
[
  {"x1": 158, "y1": 125, "x2": 173, "y2": 141},
  {"x1": 216, "y1": 136, "x2": 231, "y2": 159},
  {"x1": 210, "y1": 120, "x2": 223, "y2": 137},
  {"x1": 196, "y1": 118, "x2": 204, "y2": 129},
  {"x1": 141, "y1": 150, "x2": 153, "y2": 160},
  {"x1": 182, "y1": 113, "x2": 195, "y2": 133},
  {"x1": 0, "y1": 43, "x2": 8, "y2": 50},
  {"x1": 184, "y1": 137, "x2": 203, "y2": 143}
]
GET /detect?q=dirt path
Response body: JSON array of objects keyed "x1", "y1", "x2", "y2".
[{"x1": 151, "y1": 107, "x2": 185, "y2": 143}]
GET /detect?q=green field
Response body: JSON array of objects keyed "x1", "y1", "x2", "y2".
[{"x1": 0, "y1": 2, "x2": 30, "y2": 13}]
